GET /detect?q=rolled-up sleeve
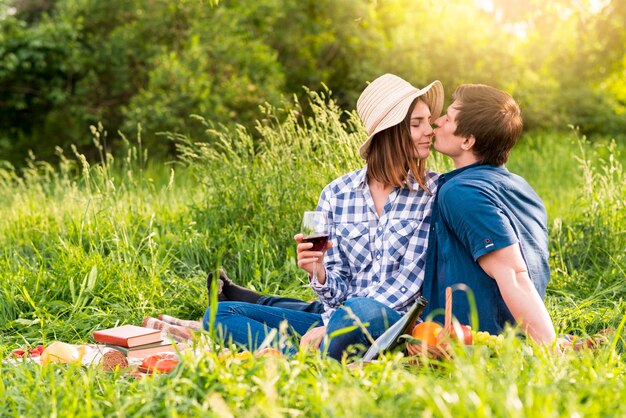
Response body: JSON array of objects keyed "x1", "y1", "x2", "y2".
[{"x1": 439, "y1": 184, "x2": 518, "y2": 261}]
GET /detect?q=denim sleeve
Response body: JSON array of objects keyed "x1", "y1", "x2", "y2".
[
  {"x1": 439, "y1": 183, "x2": 518, "y2": 261},
  {"x1": 309, "y1": 185, "x2": 350, "y2": 308}
]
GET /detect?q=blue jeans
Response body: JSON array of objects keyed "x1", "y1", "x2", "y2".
[
  {"x1": 324, "y1": 298, "x2": 402, "y2": 360},
  {"x1": 205, "y1": 302, "x2": 322, "y2": 356},
  {"x1": 204, "y1": 297, "x2": 401, "y2": 361}
]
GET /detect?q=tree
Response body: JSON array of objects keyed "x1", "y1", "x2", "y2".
[{"x1": 121, "y1": 5, "x2": 286, "y2": 153}]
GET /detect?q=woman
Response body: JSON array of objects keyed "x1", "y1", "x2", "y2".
[{"x1": 204, "y1": 74, "x2": 443, "y2": 360}]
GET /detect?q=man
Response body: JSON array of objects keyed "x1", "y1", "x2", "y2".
[{"x1": 421, "y1": 84, "x2": 556, "y2": 344}]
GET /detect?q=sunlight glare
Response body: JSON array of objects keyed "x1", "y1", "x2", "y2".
[{"x1": 589, "y1": 0, "x2": 610, "y2": 13}]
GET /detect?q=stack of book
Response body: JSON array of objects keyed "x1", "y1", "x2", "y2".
[{"x1": 93, "y1": 325, "x2": 180, "y2": 359}]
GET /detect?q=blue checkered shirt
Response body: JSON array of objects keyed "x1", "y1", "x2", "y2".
[{"x1": 311, "y1": 167, "x2": 439, "y2": 324}]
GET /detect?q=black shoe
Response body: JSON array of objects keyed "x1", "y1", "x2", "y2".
[
  {"x1": 215, "y1": 268, "x2": 262, "y2": 304},
  {"x1": 206, "y1": 270, "x2": 228, "y2": 303},
  {"x1": 218, "y1": 268, "x2": 235, "y2": 287}
]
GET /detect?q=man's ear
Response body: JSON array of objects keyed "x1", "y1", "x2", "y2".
[{"x1": 461, "y1": 135, "x2": 476, "y2": 151}]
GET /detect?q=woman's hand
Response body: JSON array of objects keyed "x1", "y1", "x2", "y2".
[
  {"x1": 294, "y1": 233, "x2": 332, "y2": 284},
  {"x1": 300, "y1": 326, "x2": 327, "y2": 351}
]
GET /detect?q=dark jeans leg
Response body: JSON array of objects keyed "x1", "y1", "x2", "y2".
[{"x1": 257, "y1": 295, "x2": 325, "y2": 314}]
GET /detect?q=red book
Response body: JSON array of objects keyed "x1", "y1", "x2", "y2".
[{"x1": 93, "y1": 325, "x2": 162, "y2": 348}]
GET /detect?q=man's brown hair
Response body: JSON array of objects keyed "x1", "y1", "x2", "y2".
[
  {"x1": 366, "y1": 98, "x2": 428, "y2": 191},
  {"x1": 453, "y1": 84, "x2": 523, "y2": 165}
]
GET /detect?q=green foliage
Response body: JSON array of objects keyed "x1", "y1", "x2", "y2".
[
  {"x1": 0, "y1": 12, "x2": 83, "y2": 157},
  {"x1": 256, "y1": 0, "x2": 389, "y2": 110},
  {"x1": 2, "y1": 0, "x2": 626, "y2": 164},
  {"x1": 121, "y1": 6, "x2": 286, "y2": 152},
  {"x1": 550, "y1": 134, "x2": 626, "y2": 300}
]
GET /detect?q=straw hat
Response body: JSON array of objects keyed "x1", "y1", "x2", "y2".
[{"x1": 356, "y1": 74, "x2": 444, "y2": 159}]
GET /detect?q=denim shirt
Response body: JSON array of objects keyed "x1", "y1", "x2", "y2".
[{"x1": 421, "y1": 163, "x2": 550, "y2": 335}]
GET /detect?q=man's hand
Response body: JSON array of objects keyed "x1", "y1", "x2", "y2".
[
  {"x1": 294, "y1": 233, "x2": 332, "y2": 284},
  {"x1": 300, "y1": 326, "x2": 327, "y2": 351}
]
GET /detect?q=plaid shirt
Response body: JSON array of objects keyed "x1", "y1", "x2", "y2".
[{"x1": 311, "y1": 167, "x2": 439, "y2": 324}]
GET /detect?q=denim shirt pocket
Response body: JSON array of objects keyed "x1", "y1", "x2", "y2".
[
  {"x1": 387, "y1": 219, "x2": 419, "y2": 262},
  {"x1": 336, "y1": 222, "x2": 372, "y2": 275}
]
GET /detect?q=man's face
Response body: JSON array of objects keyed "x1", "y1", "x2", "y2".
[
  {"x1": 409, "y1": 100, "x2": 435, "y2": 159},
  {"x1": 433, "y1": 100, "x2": 465, "y2": 157}
]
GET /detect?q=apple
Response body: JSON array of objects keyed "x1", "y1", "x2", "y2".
[
  {"x1": 432, "y1": 324, "x2": 473, "y2": 346},
  {"x1": 442, "y1": 323, "x2": 473, "y2": 345}
]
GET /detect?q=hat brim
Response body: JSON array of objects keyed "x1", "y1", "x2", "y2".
[{"x1": 359, "y1": 80, "x2": 444, "y2": 160}]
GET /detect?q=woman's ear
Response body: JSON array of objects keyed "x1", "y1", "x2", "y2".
[{"x1": 461, "y1": 135, "x2": 476, "y2": 151}]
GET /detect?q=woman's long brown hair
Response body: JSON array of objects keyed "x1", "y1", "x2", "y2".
[{"x1": 366, "y1": 98, "x2": 428, "y2": 192}]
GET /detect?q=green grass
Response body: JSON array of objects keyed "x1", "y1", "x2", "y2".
[{"x1": 0, "y1": 94, "x2": 625, "y2": 417}]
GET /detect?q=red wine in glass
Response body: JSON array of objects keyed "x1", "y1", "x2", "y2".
[
  {"x1": 301, "y1": 211, "x2": 329, "y2": 282},
  {"x1": 302, "y1": 233, "x2": 329, "y2": 251}
]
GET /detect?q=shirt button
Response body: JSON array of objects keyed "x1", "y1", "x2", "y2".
[
  {"x1": 378, "y1": 226, "x2": 382, "y2": 232},
  {"x1": 400, "y1": 286, "x2": 407, "y2": 293},
  {"x1": 376, "y1": 253, "x2": 381, "y2": 260}
]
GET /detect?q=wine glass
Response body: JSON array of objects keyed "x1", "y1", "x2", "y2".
[{"x1": 301, "y1": 211, "x2": 329, "y2": 282}]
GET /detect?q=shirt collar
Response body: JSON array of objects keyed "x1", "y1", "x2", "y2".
[
  {"x1": 356, "y1": 165, "x2": 423, "y2": 190},
  {"x1": 442, "y1": 161, "x2": 495, "y2": 182},
  {"x1": 354, "y1": 166, "x2": 369, "y2": 189}
]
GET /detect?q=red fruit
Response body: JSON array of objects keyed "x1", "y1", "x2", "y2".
[
  {"x1": 140, "y1": 354, "x2": 162, "y2": 371},
  {"x1": 441, "y1": 324, "x2": 473, "y2": 345},
  {"x1": 13, "y1": 349, "x2": 26, "y2": 357},
  {"x1": 154, "y1": 358, "x2": 178, "y2": 373},
  {"x1": 460, "y1": 325, "x2": 473, "y2": 345},
  {"x1": 26, "y1": 345, "x2": 45, "y2": 357}
]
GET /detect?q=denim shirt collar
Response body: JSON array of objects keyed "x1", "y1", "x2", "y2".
[{"x1": 441, "y1": 162, "x2": 503, "y2": 183}]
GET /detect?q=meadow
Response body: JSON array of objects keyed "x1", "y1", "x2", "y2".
[{"x1": 0, "y1": 93, "x2": 625, "y2": 417}]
